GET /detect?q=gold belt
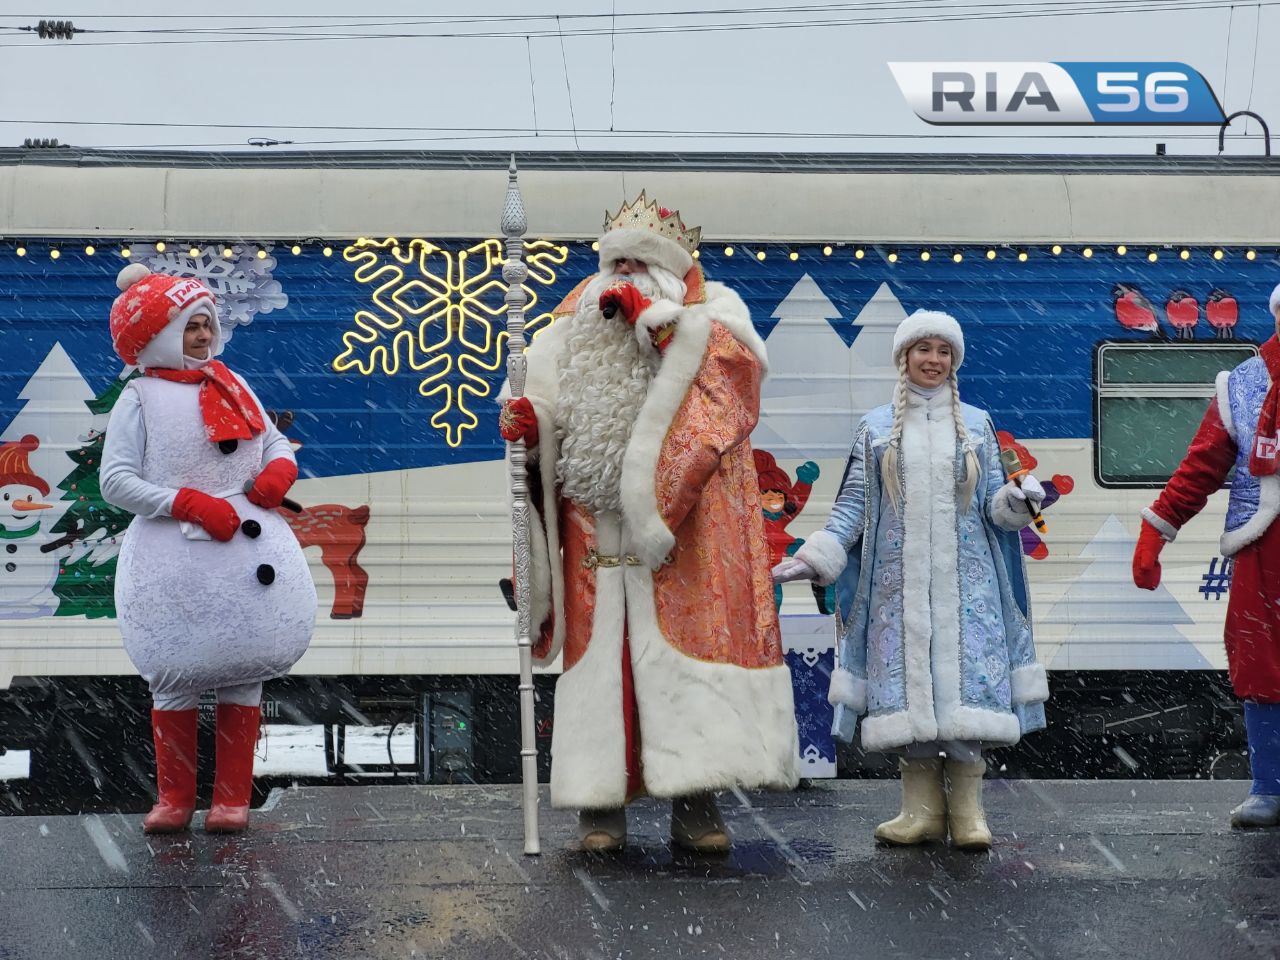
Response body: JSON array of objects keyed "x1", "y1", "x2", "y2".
[{"x1": 581, "y1": 548, "x2": 644, "y2": 570}]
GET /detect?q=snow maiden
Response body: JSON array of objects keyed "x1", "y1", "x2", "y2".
[
  {"x1": 102, "y1": 264, "x2": 316, "y2": 834},
  {"x1": 773, "y1": 310, "x2": 1050, "y2": 850}
]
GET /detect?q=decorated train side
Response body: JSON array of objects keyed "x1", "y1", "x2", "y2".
[{"x1": 0, "y1": 149, "x2": 1275, "y2": 798}]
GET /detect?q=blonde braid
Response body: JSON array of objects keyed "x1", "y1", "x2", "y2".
[
  {"x1": 950, "y1": 372, "x2": 980, "y2": 510},
  {"x1": 880, "y1": 356, "x2": 909, "y2": 515}
]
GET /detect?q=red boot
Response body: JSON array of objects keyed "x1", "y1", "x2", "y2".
[
  {"x1": 142, "y1": 709, "x2": 198, "y2": 834},
  {"x1": 204, "y1": 703, "x2": 261, "y2": 834}
]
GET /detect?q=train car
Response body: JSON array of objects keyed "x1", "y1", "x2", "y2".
[{"x1": 0, "y1": 148, "x2": 1275, "y2": 801}]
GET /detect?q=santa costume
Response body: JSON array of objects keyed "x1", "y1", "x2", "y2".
[
  {"x1": 101, "y1": 263, "x2": 316, "y2": 834},
  {"x1": 774, "y1": 311, "x2": 1050, "y2": 851},
  {"x1": 1133, "y1": 283, "x2": 1280, "y2": 828},
  {"x1": 500, "y1": 193, "x2": 799, "y2": 852}
]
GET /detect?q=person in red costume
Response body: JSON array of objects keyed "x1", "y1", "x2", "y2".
[
  {"x1": 1133, "y1": 283, "x2": 1280, "y2": 828},
  {"x1": 499, "y1": 194, "x2": 798, "y2": 854}
]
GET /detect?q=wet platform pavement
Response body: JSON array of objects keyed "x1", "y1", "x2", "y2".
[{"x1": 2, "y1": 779, "x2": 1279, "y2": 959}]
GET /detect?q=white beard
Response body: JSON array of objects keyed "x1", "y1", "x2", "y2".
[{"x1": 554, "y1": 268, "x2": 682, "y2": 515}]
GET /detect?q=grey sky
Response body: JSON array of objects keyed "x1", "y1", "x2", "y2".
[{"x1": 0, "y1": 0, "x2": 1274, "y2": 156}]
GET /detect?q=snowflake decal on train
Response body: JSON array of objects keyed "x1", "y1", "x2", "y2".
[
  {"x1": 127, "y1": 243, "x2": 288, "y2": 344},
  {"x1": 332, "y1": 237, "x2": 568, "y2": 447}
]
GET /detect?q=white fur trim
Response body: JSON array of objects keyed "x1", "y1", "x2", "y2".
[
  {"x1": 862, "y1": 706, "x2": 1021, "y2": 752},
  {"x1": 891, "y1": 310, "x2": 965, "y2": 370},
  {"x1": 1270, "y1": 282, "x2": 1280, "y2": 318},
  {"x1": 598, "y1": 228, "x2": 693, "y2": 280},
  {"x1": 548, "y1": 514, "x2": 629, "y2": 809},
  {"x1": 522, "y1": 320, "x2": 573, "y2": 666},
  {"x1": 897, "y1": 396, "x2": 942, "y2": 744},
  {"x1": 699, "y1": 282, "x2": 768, "y2": 373},
  {"x1": 1010, "y1": 663, "x2": 1049, "y2": 704},
  {"x1": 633, "y1": 299, "x2": 684, "y2": 352},
  {"x1": 1140, "y1": 507, "x2": 1178, "y2": 542},
  {"x1": 1221, "y1": 473, "x2": 1280, "y2": 557},
  {"x1": 990, "y1": 482, "x2": 1030, "y2": 532},
  {"x1": 617, "y1": 282, "x2": 766, "y2": 570},
  {"x1": 1216, "y1": 371, "x2": 1236, "y2": 442},
  {"x1": 623, "y1": 564, "x2": 800, "y2": 798},
  {"x1": 827, "y1": 667, "x2": 866, "y2": 712},
  {"x1": 794, "y1": 529, "x2": 848, "y2": 586},
  {"x1": 619, "y1": 309, "x2": 710, "y2": 569}
]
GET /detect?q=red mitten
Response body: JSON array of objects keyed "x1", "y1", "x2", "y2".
[
  {"x1": 247, "y1": 457, "x2": 298, "y2": 510},
  {"x1": 1132, "y1": 519, "x2": 1166, "y2": 590},
  {"x1": 499, "y1": 397, "x2": 539, "y2": 446},
  {"x1": 598, "y1": 282, "x2": 652, "y2": 326},
  {"x1": 172, "y1": 488, "x2": 240, "y2": 542}
]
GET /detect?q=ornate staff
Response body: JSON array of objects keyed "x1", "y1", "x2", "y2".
[{"x1": 500, "y1": 156, "x2": 541, "y2": 856}]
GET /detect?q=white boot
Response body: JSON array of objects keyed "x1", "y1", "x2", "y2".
[
  {"x1": 671, "y1": 793, "x2": 730, "y2": 853},
  {"x1": 945, "y1": 758, "x2": 993, "y2": 851},
  {"x1": 577, "y1": 808, "x2": 626, "y2": 852},
  {"x1": 875, "y1": 758, "x2": 947, "y2": 845}
]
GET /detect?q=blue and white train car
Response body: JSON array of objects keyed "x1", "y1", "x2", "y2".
[{"x1": 0, "y1": 149, "x2": 1275, "y2": 798}]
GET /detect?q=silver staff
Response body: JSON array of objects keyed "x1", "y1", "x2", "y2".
[{"x1": 500, "y1": 156, "x2": 540, "y2": 855}]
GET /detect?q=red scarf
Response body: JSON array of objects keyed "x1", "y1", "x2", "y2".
[
  {"x1": 1251, "y1": 336, "x2": 1280, "y2": 477},
  {"x1": 146, "y1": 361, "x2": 266, "y2": 443}
]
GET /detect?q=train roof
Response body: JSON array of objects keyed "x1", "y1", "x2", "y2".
[{"x1": 1, "y1": 148, "x2": 1276, "y2": 244}]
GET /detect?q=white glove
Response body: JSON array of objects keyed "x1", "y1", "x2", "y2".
[
  {"x1": 772, "y1": 557, "x2": 817, "y2": 583},
  {"x1": 1006, "y1": 473, "x2": 1045, "y2": 506}
]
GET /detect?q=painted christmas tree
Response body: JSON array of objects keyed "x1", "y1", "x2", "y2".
[
  {"x1": 1046, "y1": 515, "x2": 1210, "y2": 669},
  {"x1": 49, "y1": 373, "x2": 138, "y2": 619}
]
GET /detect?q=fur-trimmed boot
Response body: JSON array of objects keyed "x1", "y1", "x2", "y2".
[
  {"x1": 1232, "y1": 701, "x2": 1280, "y2": 829},
  {"x1": 875, "y1": 758, "x2": 947, "y2": 845},
  {"x1": 578, "y1": 808, "x2": 626, "y2": 852},
  {"x1": 945, "y1": 758, "x2": 993, "y2": 851},
  {"x1": 204, "y1": 703, "x2": 260, "y2": 834},
  {"x1": 142, "y1": 708, "x2": 198, "y2": 834},
  {"x1": 671, "y1": 793, "x2": 730, "y2": 853}
]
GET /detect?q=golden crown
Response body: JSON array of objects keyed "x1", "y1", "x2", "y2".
[{"x1": 602, "y1": 191, "x2": 701, "y2": 255}]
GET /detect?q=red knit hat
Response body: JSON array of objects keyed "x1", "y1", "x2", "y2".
[
  {"x1": 753, "y1": 449, "x2": 792, "y2": 495},
  {"x1": 109, "y1": 263, "x2": 218, "y2": 366},
  {"x1": 0, "y1": 435, "x2": 49, "y2": 496}
]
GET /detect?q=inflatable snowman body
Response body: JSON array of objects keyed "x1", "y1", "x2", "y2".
[{"x1": 114, "y1": 376, "x2": 316, "y2": 700}]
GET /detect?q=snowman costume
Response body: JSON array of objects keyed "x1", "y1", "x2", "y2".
[{"x1": 102, "y1": 263, "x2": 316, "y2": 833}]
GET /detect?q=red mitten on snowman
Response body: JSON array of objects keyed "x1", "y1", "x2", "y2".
[
  {"x1": 172, "y1": 488, "x2": 240, "y2": 542},
  {"x1": 247, "y1": 458, "x2": 298, "y2": 510}
]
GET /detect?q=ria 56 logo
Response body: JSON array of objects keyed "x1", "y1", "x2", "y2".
[{"x1": 890, "y1": 62, "x2": 1225, "y2": 124}]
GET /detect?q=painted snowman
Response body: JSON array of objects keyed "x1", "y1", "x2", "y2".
[
  {"x1": 101, "y1": 264, "x2": 316, "y2": 834},
  {"x1": 0, "y1": 434, "x2": 57, "y2": 615}
]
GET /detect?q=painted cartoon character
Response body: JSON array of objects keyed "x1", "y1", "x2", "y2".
[
  {"x1": 995, "y1": 432, "x2": 1074, "y2": 560},
  {"x1": 754, "y1": 450, "x2": 833, "y2": 612}
]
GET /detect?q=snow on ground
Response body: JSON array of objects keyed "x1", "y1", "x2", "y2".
[
  {"x1": 0, "y1": 750, "x2": 29, "y2": 780},
  {"x1": 0, "y1": 725, "x2": 418, "y2": 781}
]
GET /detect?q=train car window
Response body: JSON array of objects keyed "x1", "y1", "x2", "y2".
[{"x1": 1094, "y1": 341, "x2": 1259, "y2": 488}]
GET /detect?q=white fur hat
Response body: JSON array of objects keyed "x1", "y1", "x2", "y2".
[
  {"x1": 1269, "y1": 282, "x2": 1280, "y2": 317},
  {"x1": 892, "y1": 309, "x2": 965, "y2": 370}
]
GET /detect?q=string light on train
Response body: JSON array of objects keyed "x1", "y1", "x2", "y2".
[
  {"x1": 1017, "y1": 250, "x2": 1028, "y2": 262},
  {"x1": 755, "y1": 249, "x2": 766, "y2": 261},
  {"x1": 1213, "y1": 248, "x2": 1225, "y2": 260},
  {"x1": 15, "y1": 244, "x2": 25, "y2": 257},
  {"x1": 951, "y1": 250, "x2": 963, "y2": 263},
  {"x1": 822, "y1": 245, "x2": 832, "y2": 256},
  {"x1": 854, "y1": 248, "x2": 865, "y2": 259},
  {"x1": 1148, "y1": 250, "x2": 1159, "y2": 262},
  {"x1": 1082, "y1": 246, "x2": 1093, "y2": 258},
  {"x1": 788, "y1": 249, "x2": 799, "y2": 262},
  {"x1": 986, "y1": 249, "x2": 997, "y2": 260},
  {"x1": 1180, "y1": 248, "x2": 1191, "y2": 260},
  {"x1": 1247, "y1": 249, "x2": 1257, "y2": 261},
  {"x1": 886, "y1": 250, "x2": 898, "y2": 264},
  {"x1": 1116, "y1": 245, "x2": 1128, "y2": 256},
  {"x1": 84, "y1": 244, "x2": 94, "y2": 256},
  {"x1": 1051, "y1": 244, "x2": 1063, "y2": 256}
]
